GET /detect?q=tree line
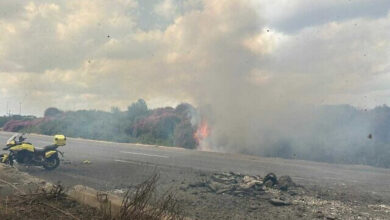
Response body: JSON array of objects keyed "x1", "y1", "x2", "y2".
[
  {"x1": 1, "y1": 99, "x2": 198, "y2": 149},
  {"x1": 2, "y1": 102, "x2": 390, "y2": 168}
]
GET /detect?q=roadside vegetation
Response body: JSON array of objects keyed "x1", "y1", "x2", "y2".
[
  {"x1": 2, "y1": 101, "x2": 390, "y2": 168},
  {"x1": 1, "y1": 99, "x2": 198, "y2": 149},
  {"x1": 0, "y1": 174, "x2": 183, "y2": 220}
]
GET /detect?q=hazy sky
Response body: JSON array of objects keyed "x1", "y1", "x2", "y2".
[{"x1": 0, "y1": 0, "x2": 389, "y2": 116}]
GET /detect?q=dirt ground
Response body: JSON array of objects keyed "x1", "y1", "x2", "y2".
[
  {"x1": 0, "y1": 164, "x2": 182, "y2": 220},
  {"x1": 170, "y1": 172, "x2": 390, "y2": 220},
  {"x1": 104, "y1": 169, "x2": 390, "y2": 220},
  {"x1": 0, "y1": 165, "x2": 103, "y2": 220},
  {"x1": 0, "y1": 193, "x2": 103, "y2": 220},
  {"x1": 2, "y1": 164, "x2": 390, "y2": 219}
]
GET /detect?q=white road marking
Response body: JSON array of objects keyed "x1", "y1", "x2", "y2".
[
  {"x1": 119, "y1": 151, "x2": 169, "y2": 158},
  {"x1": 114, "y1": 159, "x2": 157, "y2": 167},
  {"x1": 115, "y1": 159, "x2": 137, "y2": 164}
]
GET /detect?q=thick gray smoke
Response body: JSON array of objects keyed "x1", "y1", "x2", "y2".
[
  {"x1": 177, "y1": 1, "x2": 390, "y2": 166},
  {"x1": 169, "y1": 0, "x2": 293, "y2": 152},
  {"x1": 175, "y1": 1, "x2": 316, "y2": 153}
]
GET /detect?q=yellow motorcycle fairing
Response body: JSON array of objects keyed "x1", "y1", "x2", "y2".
[
  {"x1": 45, "y1": 151, "x2": 57, "y2": 158},
  {"x1": 1, "y1": 154, "x2": 9, "y2": 163},
  {"x1": 10, "y1": 143, "x2": 35, "y2": 152}
]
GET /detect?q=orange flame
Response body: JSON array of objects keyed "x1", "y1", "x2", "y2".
[{"x1": 194, "y1": 120, "x2": 210, "y2": 145}]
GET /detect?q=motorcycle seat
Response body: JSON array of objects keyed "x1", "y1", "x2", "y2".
[{"x1": 35, "y1": 145, "x2": 58, "y2": 153}]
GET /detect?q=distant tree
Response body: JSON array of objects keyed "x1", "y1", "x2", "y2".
[
  {"x1": 173, "y1": 120, "x2": 197, "y2": 149},
  {"x1": 175, "y1": 103, "x2": 195, "y2": 119},
  {"x1": 152, "y1": 114, "x2": 180, "y2": 139},
  {"x1": 44, "y1": 107, "x2": 63, "y2": 117},
  {"x1": 127, "y1": 99, "x2": 148, "y2": 121},
  {"x1": 111, "y1": 106, "x2": 121, "y2": 114}
]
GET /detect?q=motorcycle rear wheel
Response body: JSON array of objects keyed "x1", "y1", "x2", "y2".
[{"x1": 43, "y1": 157, "x2": 60, "y2": 170}]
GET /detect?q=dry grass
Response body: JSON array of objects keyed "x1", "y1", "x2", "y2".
[
  {"x1": 0, "y1": 174, "x2": 184, "y2": 220},
  {"x1": 116, "y1": 173, "x2": 183, "y2": 220},
  {"x1": 0, "y1": 184, "x2": 101, "y2": 220}
]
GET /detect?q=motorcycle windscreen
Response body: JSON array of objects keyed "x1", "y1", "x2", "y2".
[{"x1": 6, "y1": 134, "x2": 18, "y2": 145}]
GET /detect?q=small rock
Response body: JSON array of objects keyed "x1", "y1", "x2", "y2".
[
  {"x1": 315, "y1": 211, "x2": 325, "y2": 218},
  {"x1": 249, "y1": 204, "x2": 258, "y2": 210},
  {"x1": 189, "y1": 182, "x2": 206, "y2": 188},
  {"x1": 222, "y1": 172, "x2": 232, "y2": 177},
  {"x1": 230, "y1": 171, "x2": 242, "y2": 177},
  {"x1": 208, "y1": 182, "x2": 223, "y2": 192},
  {"x1": 264, "y1": 180, "x2": 274, "y2": 188},
  {"x1": 240, "y1": 180, "x2": 262, "y2": 191},
  {"x1": 264, "y1": 173, "x2": 277, "y2": 186},
  {"x1": 243, "y1": 176, "x2": 253, "y2": 183},
  {"x1": 269, "y1": 198, "x2": 291, "y2": 206},
  {"x1": 112, "y1": 189, "x2": 125, "y2": 194},
  {"x1": 82, "y1": 160, "x2": 91, "y2": 164},
  {"x1": 233, "y1": 190, "x2": 244, "y2": 196},
  {"x1": 216, "y1": 188, "x2": 231, "y2": 194},
  {"x1": 278, "y1": 175, "x2": 295, "y2": 191},
  {"x1": 212, "y1": 176, "x2": 232, "y2": 184},
  {"x1": 288, "y1": 190, "x2": 298, "y2": 196}
]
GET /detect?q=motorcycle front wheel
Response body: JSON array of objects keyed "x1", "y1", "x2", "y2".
[{"x1": 43, "y1": 156, "x2": 60, "y2": 170}]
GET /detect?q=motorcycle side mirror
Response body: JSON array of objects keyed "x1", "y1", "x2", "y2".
[{"x1": 19, "y1": 134, "x2": 26, "y2": 142}]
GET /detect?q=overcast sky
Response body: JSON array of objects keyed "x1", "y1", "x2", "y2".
[{"x1": 0, "y1": 0, "x2": 389, "y2": 116}]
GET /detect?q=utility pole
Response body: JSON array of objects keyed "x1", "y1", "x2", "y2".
[
  {"x1": 19, "y1": 102, "x2": 22, "y2": 115},
  {"x1": 6, "y1": 101, "x2": 8, "y2": 117}
]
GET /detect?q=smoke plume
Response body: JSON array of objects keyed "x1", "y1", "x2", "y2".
[{"x1": 1, "y1": 0, "x2": 390, "y2": 164}]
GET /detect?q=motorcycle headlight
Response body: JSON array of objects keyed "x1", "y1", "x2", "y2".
[{"x1": 6, "y1": 140, "x2": 15, "y2": 146}]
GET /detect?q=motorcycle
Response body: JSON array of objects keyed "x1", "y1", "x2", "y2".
[{"x1": 0, "y1": 133, "x2": 66, "y2": 170}]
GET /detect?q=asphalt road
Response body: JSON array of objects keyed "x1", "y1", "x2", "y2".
[{"x1": 1, "y1": 131, "x2": 390, "y2": 201}]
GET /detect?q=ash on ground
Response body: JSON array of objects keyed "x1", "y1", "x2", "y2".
[
  {"x1": 183, "y1": 172, "x2": 302, "y2": 205},
  {"x1": 177, "y1": 172, "x2": 390, "y2": 219}
]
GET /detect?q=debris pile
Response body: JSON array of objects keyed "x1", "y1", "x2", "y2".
[{"x1": 188, "y1": 172, "x2": 299, "y2": 198}]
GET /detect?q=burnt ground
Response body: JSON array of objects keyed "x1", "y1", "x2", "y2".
[{"x1": 172, "y1": 172, "x2": 390, "y2": 220}]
